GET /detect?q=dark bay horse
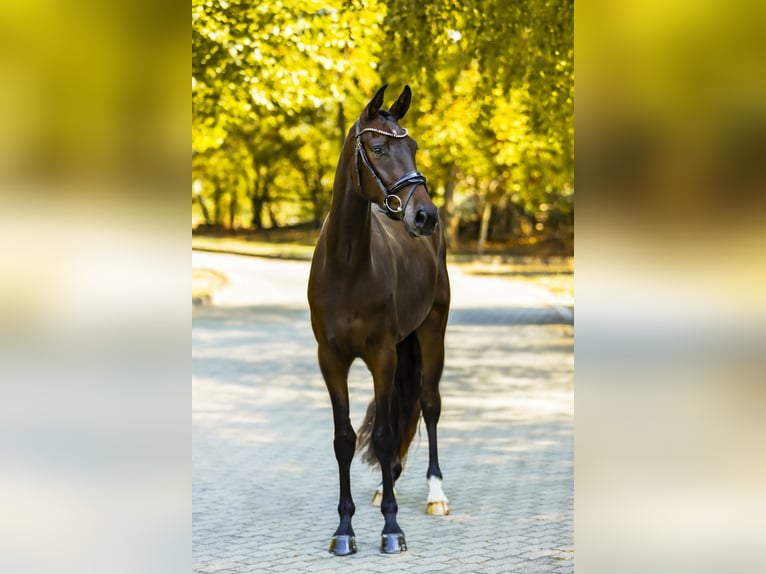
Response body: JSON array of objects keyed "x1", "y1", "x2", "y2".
[{"x1": 307, "y1": 85, "x2": 450, "y2": 555}]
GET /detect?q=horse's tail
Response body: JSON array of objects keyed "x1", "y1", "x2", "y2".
[{"x1": 357, "y1": 332, "x2": 423, "y2": 469}]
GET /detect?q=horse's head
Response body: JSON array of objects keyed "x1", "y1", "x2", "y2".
[{"x1": 353, "y1": 85, "x2": 439, "y2": 237}]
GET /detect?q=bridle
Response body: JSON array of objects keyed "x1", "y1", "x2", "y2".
[{"x1": 354, "y1": 121, "x2": 428, "y2": 219}]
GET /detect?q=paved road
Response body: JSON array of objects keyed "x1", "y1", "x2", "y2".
[{"x1": 192, "y1": 252, "x2": 573, "y2": 573}]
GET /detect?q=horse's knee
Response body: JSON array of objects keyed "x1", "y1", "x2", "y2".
[
  {"x1": 372, "y1": 424, "x2": 394, "y2": 461},
  {"x1": 420, "y1": 392, "x2": 441, "y2": 424},
  {"x1": 334, "y1": 424, "x2": 356, "y2": 464}
]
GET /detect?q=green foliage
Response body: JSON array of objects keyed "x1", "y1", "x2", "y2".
[
  {"x1": 192, "y1": 0, "x2": 573, "y2": 250},
  {"x1": 379, "y1": 0, "x2": 573, "y2": 245},
  {"x1": 192, "y1": 0, "x2": 385, "y2": 229}
]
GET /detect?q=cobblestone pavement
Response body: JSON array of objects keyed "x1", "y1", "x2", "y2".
[{"x1": 193, "y1": 252, "x2": 573, "y2": 573}]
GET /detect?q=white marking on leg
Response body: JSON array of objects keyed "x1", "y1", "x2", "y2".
[
  {"x1": 427, "y1": 476, "x2": 448, "y2": 503},
  {"x1": 426, "y1": 476, "x2": 450, "y2": 515}
]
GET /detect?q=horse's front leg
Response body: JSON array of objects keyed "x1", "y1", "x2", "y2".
[
  {"x1": 368, "y1": 345, "x2": 407, "y2": 553},
  {"x1": 318, "y1": 346, "x2": 357, "y2": 556}
]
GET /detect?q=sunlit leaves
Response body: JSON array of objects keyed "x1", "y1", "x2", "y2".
[
  {"x1": 192, "y1": 0, "x2": 386, "y2": 228},
  {"x1": 192, "y1": 0, "x2": 573, "y2": 242},
  {"x1": 379, "y1": 0, "x2": 574, "y2": 226}
]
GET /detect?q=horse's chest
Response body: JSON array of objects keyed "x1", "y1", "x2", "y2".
[
  {"x1": 319, "y1": 277, "x2": 432, "y2": 348},
  {"x1": 310, "y1": 238, "x2": 438, "y2": 349}
]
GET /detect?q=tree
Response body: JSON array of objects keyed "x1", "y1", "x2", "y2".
[
  {"x1": 191, "y1": 0, "x2": 574, "y2": 252},
  {"x1": 193, "y1": 0, "x2": 385, "y2": 230},
  {"x1": 377, "y1": 0, "x2": 574, "y2": 251}
]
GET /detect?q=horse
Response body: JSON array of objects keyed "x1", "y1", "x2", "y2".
[{"x1": 307, "y1": 85, "x2": 451, "y2": 556}]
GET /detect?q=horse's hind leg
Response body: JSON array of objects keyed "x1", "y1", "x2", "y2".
[
  {"x1": 318, "y1": 346, "x2": 357, "y2": 555},
  {"x1": 371, "y1": 463, "x2": 401, "y2": 507},
  {"x1": 417, "y1": 306, "x2": 451, "y2": 516}
]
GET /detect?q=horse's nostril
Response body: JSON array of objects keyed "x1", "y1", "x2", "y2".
[{"x1": 414, "y1": 210, "x2": 427, "y2": 227}]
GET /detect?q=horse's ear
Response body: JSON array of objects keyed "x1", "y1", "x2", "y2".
[
  {"x1": 389, "y1": 85, "x2": 412, "y2": 120},
  {"x1": 365, "y1": 84, "x2": 388, "y2": 121}
]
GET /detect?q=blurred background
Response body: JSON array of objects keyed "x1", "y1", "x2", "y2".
[
  {"x1": 577, "y1": 1, "x2": 766, "y2": 573},
  {"x1": 0, "y1": 2, "x2": 188, "y2": 574}
]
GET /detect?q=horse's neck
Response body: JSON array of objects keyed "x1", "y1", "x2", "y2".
[{"x1": 325, "y1": 160, "x2": 373, "y2": 270}]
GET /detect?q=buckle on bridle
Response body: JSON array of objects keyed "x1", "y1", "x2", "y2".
[{"x1": 384, "y1": 194, "x2": 404, "y2": 214}]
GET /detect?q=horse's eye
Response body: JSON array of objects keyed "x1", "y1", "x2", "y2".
[{"x1": 371, "y1": 145, "x2": 384, "y2": 156}]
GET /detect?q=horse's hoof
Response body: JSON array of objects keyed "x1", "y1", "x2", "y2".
[
  {"x1": 380, "y1": 533, "x2": 407, "y2": 554},
  {"x1": 427, "y1": 500, "x2": 451, "y2": 516},
  {"x1": 329, "y1": 535, "x2": 357, "y2": 556},
  {"x1": 371, "y1": 486, "x2": 395, "y2": 507}
]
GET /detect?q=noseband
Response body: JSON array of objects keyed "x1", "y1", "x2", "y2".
[{"x1": 354, "y1": 122, "x2": 428, "y2": 219}]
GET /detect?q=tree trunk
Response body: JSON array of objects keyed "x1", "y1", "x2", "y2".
[
  {"x1": 262, "y1": 178, "x2": 275, "y2": 228},
  {"x1": 229, "y1": 188, "x2": 238, "y2": 230},
  {"x1": 267, "y1": 198, "x2": 279, "y2": 229},
  {"x1": 213, "y1": 184, "x2": 223, "y2": 226},
  {"x1": 251, "y1": 196, "x2": 263, "y2": 230},
  {"x1": 477, "y1": 199, "x2": 493, "y2": 256},
  {"x1": 441, "y1": 164, "x2": 459, "y2": 248},
  {"x1": 250, "y1": 168, "x2": 274, "y2": 230},
  {"x1": 196, "y1": 194, "x2": 212, "y2": 225},
  {"x1": 250, "y1": 177, "x2": 263, "y2": 230}
]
